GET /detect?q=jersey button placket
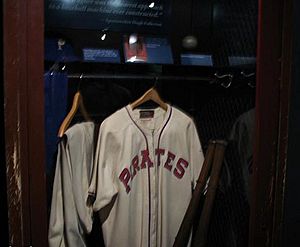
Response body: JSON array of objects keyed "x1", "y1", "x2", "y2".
[{"x1": 150, "y1": 131, "x2": 156, "y2": 247}]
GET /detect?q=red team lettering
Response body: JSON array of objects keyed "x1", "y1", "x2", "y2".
[
  {"x1": 119, "y1": 149, "x2": 189, "y2": 193},
  {"x1": 119, "y1": 168, "x2": 131, "y2": 193},
  {"x1": 164, "y1": 151, "x2": 176, "y2": 171},
  {"x1": 174, "y1": 158, "x2": 189, "y2": 179},
  {"x1": 155, "y1": 148, "x2": 165, "y2": 166},
  {"x1": 140, "y1": 150, "x2": 154, "y2": 169},
  {"x1": 131, "y1": 155, "x2": 139, "y2": 179}
]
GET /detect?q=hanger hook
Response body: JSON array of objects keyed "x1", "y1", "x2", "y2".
[
  {"x1": 214, "y1": 72, "x2": 233, "y2": 79},
  {"x1": 241, "y1": 71, "x2": 255, "y2": 78},
  {"x1": 247, "y1": 81, "x2": 256, "y2": 88},
  {"x1": 214, "y1": 72, "x2": 234, "y2": 88},
  {"x1": 241, "y1": 71, "x2": 256, "y2": 88},
  {"x1": 221, "y1": 76, "x2": 233, "y2": 88},
  {"x1": 77, "y1": 73, "x2": 84, "y2": 91},
  {"x1": 154, "y1": 76, "x2": 159, "y2": 88}
]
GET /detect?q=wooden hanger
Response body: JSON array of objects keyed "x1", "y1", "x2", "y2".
[
  {"x1": 130, "y1": 87, "x2": 168, "y2": 111},
  {"x1": 58, "y1": 92, "x2": 81, "y2": 137},
  {"x1": 57, "y1": 91, "x2": 91, "y2": 137},
  {"x1": 58, "y1": 73, "x2": 92, "y2": 137}
]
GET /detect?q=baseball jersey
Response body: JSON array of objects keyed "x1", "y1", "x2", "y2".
[
  {"x1": 88, "y1": 104, "x2": 204, "y2": 247},
  {"x1": 48, "y1": 122, "x2": 95, "y2": 247}
]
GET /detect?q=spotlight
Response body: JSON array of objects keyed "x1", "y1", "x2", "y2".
[
  {"x1": 100, "y1": 29, "x2": 108, "y2": 41},
  {"x1": 101, "y1": 33, "x2": 107, "y2": 41},
  {"x1": 149, "y1": 2, "x2": 155, "y2": 8},
  {"x1": 129, "y1": 33, "x2": 138, "y2": 45}
]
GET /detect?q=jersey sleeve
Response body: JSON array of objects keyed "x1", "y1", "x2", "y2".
[
  {"x1": 88, "y1": 124, "x2": 119, "y2": 213},
  {"x1": 48, "y1": 141, "x2": 66, "y2": 247},
  {"x1": 48, "y1": 137, "x2": 93, "y2": 247},
  {"x1": 188, "y1": 120, "x2": 204, "y2": 188}
]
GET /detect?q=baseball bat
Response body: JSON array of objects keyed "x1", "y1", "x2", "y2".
[
  {"x1": 173, "y1": 140, "x2": 216, "y2": 247},
  {"x1": 192, "y1": 140, "x2": 227, "y2": 247}
]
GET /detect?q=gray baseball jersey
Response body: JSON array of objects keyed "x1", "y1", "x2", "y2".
[
  {"x1": 48, "y1": 122, "x2": 95, "y2": 247},
  {"x1": 88, "y1": 104, "x2": 204, "y2": 247}
]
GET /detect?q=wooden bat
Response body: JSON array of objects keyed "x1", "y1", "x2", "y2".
[
  {"x1": 192, "y1": 140, "x2": 227, "y2": 247},
  {"x1": 173, "y1": 140, "x2": 216, "y2": 247}
]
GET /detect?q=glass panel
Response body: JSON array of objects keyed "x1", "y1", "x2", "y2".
[{"x1": 44, "y1": 1, "x2": 257, "y2": 246}]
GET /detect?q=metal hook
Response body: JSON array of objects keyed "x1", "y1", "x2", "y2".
[
  {"x1": 247, "y1": 81, "x2": 256, "y2": 88},
  {"x1": 241, "y1": 71, "x2": 255, "y2": 78},
  {"x1": 241, "y1": 71, "x2": 256, "y2": 88},
  {"x1": 221, "y1": 76, "x2": 233, "y2": 88},
  {"x1": 214, "y1": 72, "x2": 234, "y2": 79},
  {"x1": 214, "y1": 72, "x2": 234, "y2": 88}
]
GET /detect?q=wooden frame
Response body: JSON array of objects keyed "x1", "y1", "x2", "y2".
[
  {"x1": 2, "y1": 0, "x2": 293, "y2": 246},
  {"x1": 3, "y1": 0, "x2": 47, "y2": 246},
  {"x1": 249, "y1": 0, "x2": 293, "y2": 246}
]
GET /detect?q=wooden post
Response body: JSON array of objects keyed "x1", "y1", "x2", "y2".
[{"x1": 3, "y1": 0, "x2": 47, "y2": 246}]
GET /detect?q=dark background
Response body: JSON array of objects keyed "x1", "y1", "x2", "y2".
[{"x1": 283, "y1": 0, "x2": 300, "y2": 245}]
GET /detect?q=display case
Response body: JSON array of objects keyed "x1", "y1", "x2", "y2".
[{"x1": 2, "y1": 0, "x2": 293, "y2": 246}]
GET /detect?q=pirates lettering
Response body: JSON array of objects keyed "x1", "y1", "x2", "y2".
[
  {"x1": 119, "y1": 168, "x2": 131, "y2": 193},
  {"x1": 119, "y1": 148, "x2": 189, "y2": 193},
  {"x1": 164, "y1": 151, "x2": 176, "y2": 171},
  {"x1": 140, "y1": 150, "x2": 153, "y2": 169},
  {"x1": 174, "y1": 158, "x2": 189, "y2": 179}
]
